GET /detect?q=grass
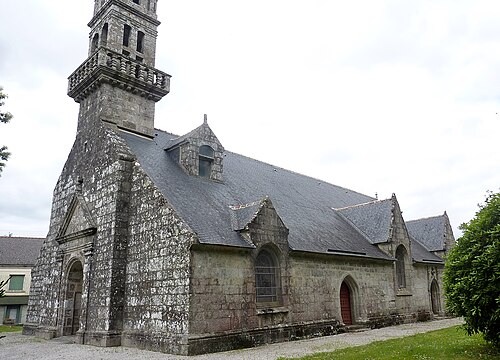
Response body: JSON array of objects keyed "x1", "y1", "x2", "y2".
[
  {"x1": 0, "y1": 325, "x2": 23, "y2": 333},
  {"x1": 279, "y1": 326, "x2": 500, "y2": 360}
]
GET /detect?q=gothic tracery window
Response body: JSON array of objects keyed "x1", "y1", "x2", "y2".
[{"x1": 255, "y1": 249, "x2": 281, "y2": 304}]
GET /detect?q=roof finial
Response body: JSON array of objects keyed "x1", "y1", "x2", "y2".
[
  {"x1": 203, "y1": 113, "x2": 208, "y2": 125},
  {"x1": 375, "y1": 192, "x2": 378, "y2": 200}
]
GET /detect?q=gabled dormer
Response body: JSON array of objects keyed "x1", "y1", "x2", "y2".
[{"x1": 165, "y1": 115, "x2": 224, "y2": 181}]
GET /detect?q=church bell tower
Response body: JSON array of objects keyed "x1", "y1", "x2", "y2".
[{"x1": 68, "y1": 0, "x2": 170, "y2": 137}]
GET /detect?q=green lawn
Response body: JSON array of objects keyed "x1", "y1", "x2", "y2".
[
  {"x1": 0, "y1": 325, "x2": 23, "y2": 333},
  {"x1": 279, "y1": 326, "x2": 499, "y2": 360}
]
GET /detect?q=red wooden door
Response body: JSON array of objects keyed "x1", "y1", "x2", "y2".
[{"x1": 340, "y1": 282, "x2": 352, "y2": 325}]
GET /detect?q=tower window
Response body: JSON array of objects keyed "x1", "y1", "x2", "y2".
[
  {"x1": 123, "y1": 24, "x2": 131, "y2": 47},
  {"x1": 199, "y1": 145, "x2": 214, "y2": 178},
  {"x1": 133, "y1": 0, "x2": 140, "y2": 4},
  {"x1": 91, "y1": 33, "x2": 99, "y2": 53},
  {"x1": 100, "y1": 23, "x2": 108, "y2": 48},
  {"x1": 255, "y1": 249, "x2": 281, "y2": 304},
  {"x1": 137, "y1": 31, "x2": 145, "y2": 53}
]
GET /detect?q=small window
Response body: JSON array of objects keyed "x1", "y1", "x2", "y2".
[
  {"x1": 147, "y1": 0, "x2": 151, "y2": 10},
  {"x1": 255, "y1": 249, "x2": 280, "y2": 303},
  {"x1": 100, "y1": 23, "x2": 108, "y2": 48},
  {"x1": 137, "y1": 31, "x2": 145, "y2": 53},
  {"x1": 8, "y1": 275, "x2": 25, "y2": 291},
  {"x1": 123, "y1": 24, "x2": 132, "y2": 47},
  {"x1": 91, "y1": 33, "x2": 99, "y2": 53},
  {"x1": 395, "y1": 245, "x2": 407, "y2": 289},
  {"x1": 199, "y1": 145, "x2": 214, "y2": 178},
  {"x1": 133, "y1": 0, "x2": 140, "y2": 4}
]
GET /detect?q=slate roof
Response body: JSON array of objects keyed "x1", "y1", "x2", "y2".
[
  {"x1": 336, "y1": 198, "x2": 444, "y2": 264},
  {"x1": 0, "y1": 236, "x2": 44, "y2": 266},
  {"x1": 121, "y1": 128, "x2": 445, "y2": 264},
  {"x1": 121, "y1": 130, "x2": 395, "y2": 260},
  {"x1": 406, "y1": 215, "x2": 447, "y2": 252},
  {"x1": 336, "y1": 199, "x2": 393, "y2": 244}
]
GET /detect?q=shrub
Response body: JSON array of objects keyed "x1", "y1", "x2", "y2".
[{"x1": 444, "y1": 191, "x2": 500, "y2": 348}]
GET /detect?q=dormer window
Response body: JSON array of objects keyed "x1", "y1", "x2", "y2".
[{"x1": 199, "y1": 145, "x2": 214, "y2": 178}]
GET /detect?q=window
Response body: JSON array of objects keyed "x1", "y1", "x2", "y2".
[
  {"x1": 123, "y1": 24, "x2": 131, "y2": 47},
  {"x1": 133, "y1": 0, "x2": 140, "y2": 4},
  {"x1": 255, "y1": 249, "x2": 280, "y2": 304},
  {"x1": 136, "y1": 31, "x2": 145, "y2": 53},
  {"x1": 8, "y1": 275, "x2": 25, "y2": 291},
  {"x1": 395, "y1": 245, "x2": 407, "y2": 289},
  {"x1": 199, "y1": 145, "x2": 214, "y2": 178},
  {"x1": 91, "y1": 33, "x2": 99, "y2": 53},
  {"x1": 100, "y1": 23, "x2": 108, "y2": 48}
]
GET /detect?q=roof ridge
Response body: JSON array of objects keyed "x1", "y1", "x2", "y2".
[
  {"x1": 335, "y1": 198, "x2": 392, "y2": 211},
  {"x1": 407, "y1": 213, "x2": 445, "y2": 224},
  {"x1": 0, "y1": 236, "x2": 45, "y2": 240}
]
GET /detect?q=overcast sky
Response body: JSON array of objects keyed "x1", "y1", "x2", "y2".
[{"x1": 1, "y1": 1, "x2": 499, "y2": 238}]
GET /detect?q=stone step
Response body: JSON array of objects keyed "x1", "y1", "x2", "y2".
[{"x1": 346, "y1": 325, "x2": 370, "y2": 333}]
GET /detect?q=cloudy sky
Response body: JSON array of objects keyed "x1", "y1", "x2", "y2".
[{"x1": 1, "y1": 1, "x2": 499, "y2": 238}]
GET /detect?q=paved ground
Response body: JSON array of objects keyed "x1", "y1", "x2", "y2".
[{"x1": 0, "y1": 318, "x2": 463, "y2": 360}]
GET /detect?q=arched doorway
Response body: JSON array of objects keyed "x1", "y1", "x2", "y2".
[
  {"x1": 340, "y1": 281, "x2": 352, "y2": 325},
  {"x1": 430, "y1": 279, "x2": 440, "y2": 314},
  {"x1": 63, "y1": 261, "x2": 83, "y2": 335}
]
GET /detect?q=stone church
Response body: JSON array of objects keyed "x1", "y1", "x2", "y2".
[{"x1": 24, "y1": 0, "x2": 455, "y2": 355}]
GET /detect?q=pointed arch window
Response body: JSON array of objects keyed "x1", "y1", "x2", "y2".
[
  {"x1": 395, "y1": 245, "x2": 407, "y2": 289},
  {"x1": 199, "y1": 145, "x2": 214, "y2": 178},
  {"x1": 255, "y1": 249, "x2": 281, "y2": 304}
]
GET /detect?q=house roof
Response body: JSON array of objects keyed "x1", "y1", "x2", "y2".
[
  {"x1": 406, "y1": 215, "x2": 447, "y2": 252},
  {"x1": 0, "y1": 236, "x2": 44, "y2": 266}
]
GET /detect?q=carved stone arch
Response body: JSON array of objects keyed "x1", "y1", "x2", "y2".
[
  {"x1": 61, "y1": 257, "x2": 85, "y2": 336},
  {"x1": 338, "y1": 274, "x2": 363, "y2": 325},
  {"x1": 55, "y1": 193, "x2": 96, "y2": 341}
]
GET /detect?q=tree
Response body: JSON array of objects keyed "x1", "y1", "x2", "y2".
[
  {"x1": 444, "y1": 191, "x2": 500, "y2": 348},
  {"x1": 0, "y1": 276, "x2": 11, "y2": 298},
  {"x1": 0, "y1": 86, "x2": 13, "y2": 175}
]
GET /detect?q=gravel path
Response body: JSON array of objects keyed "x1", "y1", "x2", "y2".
[{"x1": 0, "y1": 318, "x2": 463, "y2": 360}]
